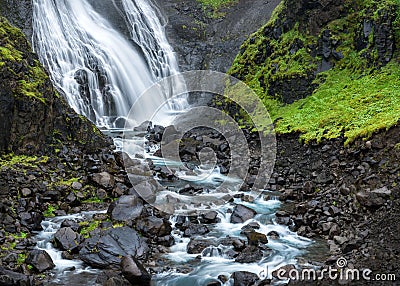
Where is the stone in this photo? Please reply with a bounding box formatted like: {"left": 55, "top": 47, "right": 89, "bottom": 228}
{"left": 230, "top": 204, "right": 257, "bottom": 223}
{"left": 231, "top": 271, "right": 259, "bottom": 286}
{"left": 79, "top": 226, "right": 149, "bottom": 268}
{"left": 272, "top": 264, "right": 296, "bottom": 279}
{"left": 201, "top": 211, "right": 220, "bottom": 223}
{"left": 71, "top": 181, "right": 83, "bottom": 190}
{"left": 108, "top": 195, "right": 143, "bottom": 222}
{"left": 54, "top": 227, "right": 81, "bottom": 252}
{"left": 136, "top": 216, "right": 172, "bottom": 237}
{"left": 267, "top": 231, "right": 280, "bottom": 240}
{"left": 0, "top": 266, "right": 30, "bottom": 285}
{"left": 21, "top": 188, "right": 31, "bottom": 197}
{"left": 187, "top": 238, "right": 217, "bottom": 254}
{"left": 245, "top": 231, "right": 268, "bottom": 246}
{"left": 91, "top": 172, "right": 115, "bottom": 189}
{"left": 235, "top": 246, "right": 263, "bottom": 263}
{"left": 356, "top": 187, "right": 391, "bottom": 207}
{"left": 121, "top": 256, "right": 151, "bottom": 286}
{"left": 183, "top": 223, "right": 209, "bottom": 237}
{"left": 26, "top": 249, "right": 55, "bottom": 273}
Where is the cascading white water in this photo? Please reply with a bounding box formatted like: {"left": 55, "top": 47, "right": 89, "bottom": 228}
{"left": 32, "top": 0, "right": 185, "bottom": 128}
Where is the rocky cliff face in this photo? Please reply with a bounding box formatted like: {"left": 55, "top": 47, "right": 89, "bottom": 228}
{"left": 0, "top": 17, "right": 110, "bottom": 155}
{"left": 0, "top": 0, "right": 32, "bottom": 39}
{"left": 154, "top": 0, "right": 281, "bottom": 72}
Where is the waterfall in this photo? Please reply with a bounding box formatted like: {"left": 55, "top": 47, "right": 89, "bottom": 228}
{"left": 32, "top": 0, "right": 184, "bottom": 128}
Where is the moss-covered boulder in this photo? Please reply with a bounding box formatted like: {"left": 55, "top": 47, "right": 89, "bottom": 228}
{"left": 0, "top": 17, "right": 110, "bottom": 155}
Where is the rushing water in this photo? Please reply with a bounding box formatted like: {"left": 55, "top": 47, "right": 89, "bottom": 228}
{"left": 32, "top": 0, "right": 185, "bottom": 128}
{"left": 34, "top": 211, "right": 105, "bottom": 285}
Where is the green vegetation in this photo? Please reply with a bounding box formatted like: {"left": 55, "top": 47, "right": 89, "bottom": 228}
{"left": 0, "top": 154, "right": 48, "bottom": 169}
{"left": 196, "top": 0, "right": 237, "bottom": 18}
{"left": 229, "top": 0, "right": 400, "bottom": 145}
{"left": 43, "top": 204, "right": 57, "bottom": 218}
{"left": 0, "top": 17, "right": 49, "bottom": 104}
{"left": 79, "top": 220, "right": 101, "bottom": 238}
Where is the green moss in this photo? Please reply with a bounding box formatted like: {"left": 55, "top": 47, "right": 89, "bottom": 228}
{"left": 17, "top": 253, "right": 27, "bottom": 265}
{"left": 229, "top": 0, "right": 400, "bottom": 145}
{"left": 0, "top": 154, "right": 48, "bottom": 169}
{"left": 43, "top": 205, "right": 57, "bottom": 218}
{"left": 79, "top": 220, "right": 101, "bottom": 238}
{"left": 0, "top": 17, "right": 49, "bottom": 104}
{"left": 196, "top": 0, "right": 237, "bottom": 18}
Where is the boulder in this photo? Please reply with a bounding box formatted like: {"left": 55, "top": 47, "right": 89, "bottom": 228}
{"left": 54, "top": 227, "right": 81, "bottom": 252}
{"left": 230, "top": 204, "right": 257, "bottom": 223}
{"left": 136, "top": 216, "right": 172, "bottom": 237}
{"left": 79, "top": 227, "right": 149, "bottom": 269}
{"left": 26, "top": 249, "right": 55, "bottom": 273}
{"left": 356, "top": 187, "right": 391, "bottom": 208}
{"left": 187, "top": 238, "right": 217, "bottom": 254}
{"left": 183, "top": 223, "right": 209, "bottom": 237}
{"left": 245, "top": 231, "right": 268, "bottom": 246}
{"left": 108, "top": 195, "right": 143, "bottom": 222}
{"left": 0, "top": 266, "right": 30, "bottom": 286}
{"left": 121, "top": 256, "right": 151, "bottom": 286}
{"left": 235, "top": 246, "right": 263, "bottom": 263}
{"left": 91, "top": 172, "right": 115, "bottom": 189}
{"left": 272, "top": 264, "right": 296, "bottom": 279}
{"left": 201, "top": 211, "right": 220, "bottom": 224}
{"left": 231, "top": 271, "right": 259, "bottom": 286}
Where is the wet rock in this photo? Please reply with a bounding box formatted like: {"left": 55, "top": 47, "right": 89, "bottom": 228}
{"left": 103, "top": 276, "right": 131, "bottom": 286}
{"left": 61, "top": 219, "right": 80, "bottom": 232}
{"left": 187, "top": 238, "right": 217, "bottom": 254}
{"left": 91, "top": 172, "right": 115, "bottom": 189}
{"left": 206, "top": 281, "right": 221, "bottom": 286}
{"left": 230, "top": 204, "right": 256, "bottom": 223}
{"left": 235, "top": 246, "right": 263, "bottom": 263}
{"left": 272, "top": 264, "right": 296, "bottom": 279}
{"left": 0, "top": 266, "right": 30, "bottom": 285}
{"left": 231, "top": 271, "right": 259, "bottom": 286}
{"left": 155, "top": 235, "right": 175, "bottom": 247}
{"left": 121, "top": 256, "right": 151, "bottom": 286}
{"left": 245, "top": 231, "right": 268, "bottom": 246}
{"left": 267, "top": 231, "right": 280, "bottom": 240}
{"left": 108, "top": 195, "right": 143, "bottom": 222}
{"left": 26, "top": 249, "right": 55, "bottom": 273}
{"left": 183, "top": 223, "right": 209, "bottom": 237}
{"left": 79, "top": 226, "right": 149, "bottom": 268}
{"left": 201, "top": 211, "right": 220, "bottom": 224}
{"left": 54, "top": 227, "right": 81, "bottom": 252}
{"left": 136, "top": 216, "right": 172, "bottom": 237}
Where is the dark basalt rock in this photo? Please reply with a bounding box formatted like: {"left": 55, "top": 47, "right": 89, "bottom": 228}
{"left": 25, "top": 249, "right": 55, "bottom": 273}
{"left": 230, "top": 204, "right": 257, "bottom": 224}
{"left": 121, "top": 256, "right": 151, "bottom": 286}
{"left": 187, "top": 238, "right": 217, "bottom": 254}
{"left": 79, "top": 226, "right": 149, "bottom": 269}
{"left": 235, "top": 246, "right": 263, "bottom": 263}
{"left": 54, "top": 227, "right": 81, "bottom": 252}
{"left": 108, "top": 195, "right": 144, "bottom": 222}
{"left": 0, "top": 266, "right": 30, "bottom": 286}
{"left": 136, "top": 216, "right": 172, "bottom": 237}
{"left": 231, "top": 271, "right": 259, "bottom": 286}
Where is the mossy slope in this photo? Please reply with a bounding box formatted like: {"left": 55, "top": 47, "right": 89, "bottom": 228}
{"left": 229, "top": 0, "right": 400, "bottom": 145}
{"left": 0, "top": 17, "right": 109, "bottom": 155}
